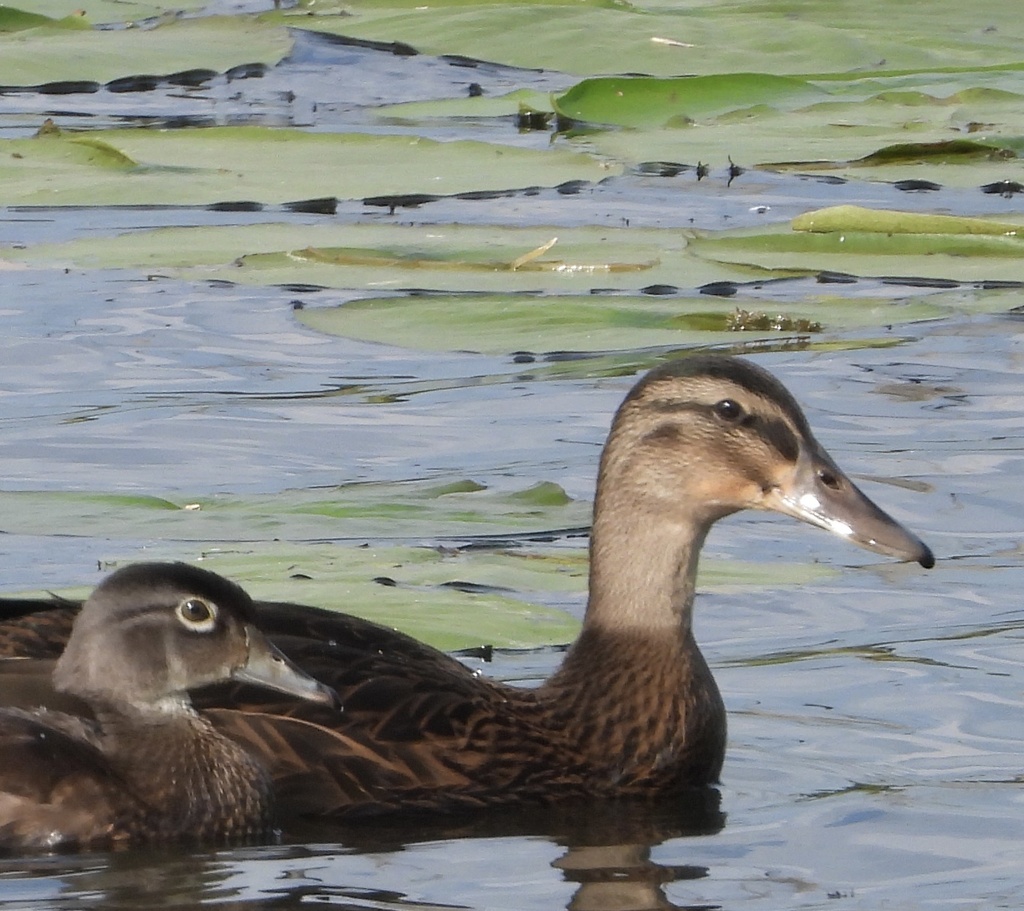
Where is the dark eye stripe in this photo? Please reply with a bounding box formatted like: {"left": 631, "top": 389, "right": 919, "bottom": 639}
{"left": 755, "top": 414, "right": 800, "bottom": 462}
{"left": 641, "top": 399, "right": 800, "bottom": 464}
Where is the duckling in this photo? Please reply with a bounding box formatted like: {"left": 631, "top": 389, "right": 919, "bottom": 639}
{"left": 0, "top": 356, "right": 932, "bottom": 819}
{"left": 0, "top": 562, "right": 337, "bottom": 852}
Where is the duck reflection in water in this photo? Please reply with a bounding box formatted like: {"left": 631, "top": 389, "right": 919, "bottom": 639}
{"left": 13, "top": 790, "right": 723, "bottom": 911}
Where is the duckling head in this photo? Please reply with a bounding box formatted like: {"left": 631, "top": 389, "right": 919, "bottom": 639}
{"left": 52, "top": 562, "right": 338, "bottom": 711}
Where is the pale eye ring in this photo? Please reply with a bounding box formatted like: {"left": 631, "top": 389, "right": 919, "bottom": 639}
{"left": 176, "top": 598, "right": 217, "bottom": 632}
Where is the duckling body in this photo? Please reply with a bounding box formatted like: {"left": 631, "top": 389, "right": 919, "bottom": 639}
{"left": 0, "top": 356, "right": 933, "bottom": 819}
{"left": 0, "top": 563, "right": 336, "bottom": 852}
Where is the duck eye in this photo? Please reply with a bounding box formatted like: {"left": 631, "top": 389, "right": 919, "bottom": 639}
{"left": 176, "top": 598, "right": 217, "bottom": 632}
{"left": 713, "top": 399, "right": 744, "bottom": 422}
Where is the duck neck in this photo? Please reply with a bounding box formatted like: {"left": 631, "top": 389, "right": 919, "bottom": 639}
{"left": 541, "top": 492, "right": 726, "bottom": 788}
{"left": 585, "top": 493, "right": 709, "bottom": 634}
{"left": 93, "top": 700, "right": 274, "bottom": 842}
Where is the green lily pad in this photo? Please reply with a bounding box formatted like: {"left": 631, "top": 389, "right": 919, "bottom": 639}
{"left": 3, "top": 2, "right": 206, "bottom": 26}
{"left": 0, "top": 478, "right": 592, "bottom": 542}
{"left": 847, "top": 138, "right": 1019, "bottom": 166}
{"left": 563, "top": 69, "right": 1024, "bottom": 187}
{"left": 295, "top": 290, "right": 948, "bottom": 355}
{"left": 0, "top": 7, "right": 84, "bottom": 31}
{"left": 271, "top": 0, "right": 1024, "bottom": 78}
{"left": 1, "top": 222, "right": 740, "bottom": 294}
{"left": 199, "top": 543, "right": 586, "bottom": 650}
{"left": 793, "top": 206, "right": 1024, "bottom": 236}
{"left": 690, "top": 222, "right": 1024, "bottom": 282}
{"left": 553, "top": 74, "right": 826, "bottom": 129}
{"left": 0, "top": 127, "right": 616, "bottom": 206}
{"left": 0, "top": 16, "right": 290, "bottom": 86}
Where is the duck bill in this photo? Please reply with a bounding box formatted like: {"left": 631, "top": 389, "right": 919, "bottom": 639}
{"left": 764, "top": 445, "right": 934, "bottom": 568}
{"left": 233, "top": 625, "right": 340, "bottom": 709}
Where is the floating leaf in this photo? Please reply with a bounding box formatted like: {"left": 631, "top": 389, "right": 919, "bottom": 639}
{"left": 295, "top": 290, "right": 950, "bottom": 354}
{"left": 553, "top": 74, "right": 825, "bottom": 129}
{"left": 0, "top": 7, "right": 80, "bottom": 31}
{"left": 0, "top": 127, "right": 616, "bottom": 206}
{"left": 691, "top": 223, "right": 1024, "bottom": 282}
{"left": 0, "top": 222, "right": 737, "bottom": 293}
{"left": 7, "top": 1, "right": 206, "bottom": 25}
{"left": 793, "top": 206, "right": 1024, "bottom": 236}
{"left": 0, "top": 16, "right": 290, "bottom": 86}
{"left": 851, "top": 138, "right": 1017, "bottom": 165}
{"left": 291, "top": 241, "right": 653, "bottom": 275}
{"left": 273, "top": 0, "right": 1024, "bottom": 78}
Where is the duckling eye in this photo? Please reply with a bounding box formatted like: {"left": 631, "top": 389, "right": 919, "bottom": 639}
{"left": 713, "top": 399, "right": 745, "bottom": 423}
{"left": 175, "top": 598, "right": 217, "bottom": 632}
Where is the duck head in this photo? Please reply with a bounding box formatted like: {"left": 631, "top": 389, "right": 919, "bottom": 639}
{"left": 599, "top": 355, "right": 933, "bottom": 567}
{"left": 52, "top": 562, "right": 339, "bottom": 711}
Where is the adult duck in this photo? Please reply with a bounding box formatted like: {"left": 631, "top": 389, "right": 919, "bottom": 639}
{"left": 0, "top": 356, "right": 933, "bottom": 819}
{"left": 0, "top": 562, "right": 337, "bottom": 852}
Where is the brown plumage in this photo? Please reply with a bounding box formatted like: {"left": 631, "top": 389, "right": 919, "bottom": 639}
{"left": 0, "top": 562, "right": 336, "bottom": 852}
{"left": 0, "top": 356, "right": 934, "bottom": 820}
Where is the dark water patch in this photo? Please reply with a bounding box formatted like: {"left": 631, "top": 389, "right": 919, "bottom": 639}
{"left": 879, "top": 276, "right": 962, "bottom": 289}
{"left": 363, "top": 193, "right": 441, "bottom": 212}
{"left": 166, "top": 68, "right": 220, "bottom": 87}
{"left": 817, "top": 270, "right": 858, "bottom": 283}
{"left": 284, "top": 197, "right": 338, "bottom": 215}
{"left": 980, "top": 179, "right": 1024, "bottom": 197}
{"left": 226, "top": 62, "right": 270, "bottom": 81}
{"left": 33, "top": 81, "right": 101, "bottom": 95}
{"left": 292, "top": 28, "right": 419, "bottom": 59}
{"left": 438, "top": 579, "right": 518, "bottom": 595}
{"left": 454, "top": 188, "right": 521, "bottom": 201}
{"left": 208, "top": 200, "right": 265, "bottom": 212}
{"left": 556, "top": 179, "right": 590, "bottom": 195}
{"left": 441, "top": 53, "right": 546, "bottom": 75}
{"left": 634, "top": 161, "right": 694, "bottom": 177}
{"left": 893, "top": 179, "right": 942, "bottom": 191}
{"left": 3, "top": 62, "right": 268, "bottom": 98}
{"left": 699, "top": 281, "right": 739, "bottom": 297}
{"left": 105, "top": 75, "right": 163, "bottom": 93}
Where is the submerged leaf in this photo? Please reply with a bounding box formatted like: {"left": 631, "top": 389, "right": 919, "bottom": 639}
{"left": 793, "top": 206, "right": 1024, "bottom": 236}
{"left": 292, "top": 242, "right": 652, "bottom": 274}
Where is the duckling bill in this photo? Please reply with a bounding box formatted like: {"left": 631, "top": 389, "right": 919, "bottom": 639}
{"left": 0, "top": 562, "right": 337, "bottom": 853}
{"left": 0, "top": 356, "right": 932, "bottom": 819}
